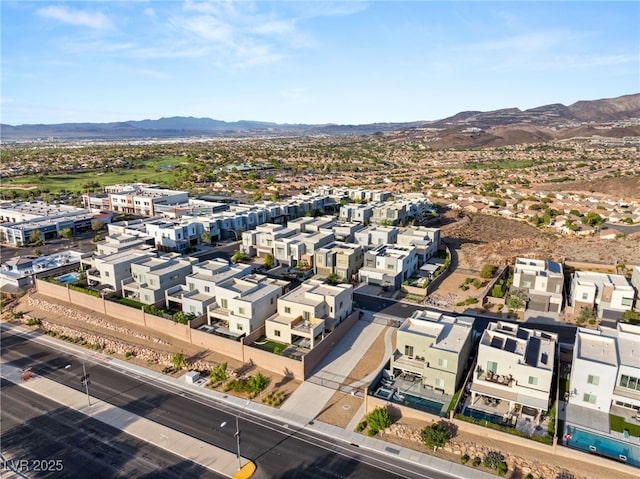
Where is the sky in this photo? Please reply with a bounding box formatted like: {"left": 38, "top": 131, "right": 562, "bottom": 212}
{"left": 1, "top": 1, "right": 638, "bottom": 126}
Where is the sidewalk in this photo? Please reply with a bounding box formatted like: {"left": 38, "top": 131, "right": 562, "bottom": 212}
{"left": 1, "top": 322, "right": 496, "bottom": 479}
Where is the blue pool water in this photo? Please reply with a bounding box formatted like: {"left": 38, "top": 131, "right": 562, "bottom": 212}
{"left": 55, "top": 273, "right": 80, "bottom": 284}
{"left": 393, "top": 393, "right": 444, "bottom": 416}
{"left": 466, "top": 408, "right": 504, "bottom": 425}
{"left": 566, "top": 427, "right": 640, "bottom": 467}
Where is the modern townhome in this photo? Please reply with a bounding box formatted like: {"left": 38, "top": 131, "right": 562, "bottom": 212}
{"left": 354, "top": 225, "right": 399, "bottom": 248}
{"left": 207, "top": 274, "right": 289, "bottom": 339}
{"left": 94, "top": 233, "right": 154, "bottom": 256}
{"left": 273, "top": 230, "right": 335, "bottom": 268}
{"left": 396, "top": 227, "right": 441, "bottom": 266}
{"left": 314, "top": 242, "right": 364, "bottom": 283}
{"left": 144, "top": 220, "right": 201, "bottom": 253}
{"left": 84, "top": 248, "right": 157, "bottom": 293}
{"left": 339, "top": 203, "right": 374, "bottom": 224}
{"left": 371, "top": 201, "right": 408, "bottom": 227}
{"left": 288, "top": 215, "right": 337, "bottom": 233}
{"left": 566, "top": 323, "right": 640, "bottom": 433}
{"left": 569, "top": 271, "right": 636, "bottom": 322}
{"left": 241, "top": 223, "right": 296, "bottom": 258}
{"left": 632, "top": 266, "right": 640, "bottom": 309}
{"left": 121, "top": 253, "right": 198, "bottom": 305}
{"left": 469, "top": 322, "right": 558, "bottom": 424}
{"left": 512, "top": 257, "right": 564, "bottom": 313}
{"left": 358, "top": 244, "right": 418, "bottom": 290}
{"left": 164, "top": 259, "right": 253, "bottom": 316}
{"left": 265, "top": 279, "right": 354, "bottom": 349}
{"left": 389, "top": 310, "right": 475, "bottom": 396}
{"left": 331, "top": 221, "right": 365, "bottom": 242}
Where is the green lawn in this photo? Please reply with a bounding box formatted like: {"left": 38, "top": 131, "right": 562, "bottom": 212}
{"left": 610, "top": 415, "right": 640, "bottom": 437}
{"left": 251, "top": 337, "right": 287, "bottom": 354}
{"left": 2, "top": 156, "right": 184, "bottom": 193}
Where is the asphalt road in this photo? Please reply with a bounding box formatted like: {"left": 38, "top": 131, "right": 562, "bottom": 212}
{"left": 1, "top": 329, "right": 461, "bottom": 479}
{"left": 1, "top": 378, "right": 223, "bottom": 479}
{"left": 353, "top": 292, "right": 577, "bottom": 344}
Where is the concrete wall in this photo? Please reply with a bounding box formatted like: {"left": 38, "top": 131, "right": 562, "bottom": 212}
{"left": 400, "top": 284, "right": 427, "bottom": 298}
{"left": 302, "top": 309, "right": 361, "bottom": 377}
{"left": 35, "top": 278, "right": 322, "bottom": 381}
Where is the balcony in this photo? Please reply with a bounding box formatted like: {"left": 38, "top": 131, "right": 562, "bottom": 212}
{"left": 478, "top": 370, "right": 514, "bottom": 387}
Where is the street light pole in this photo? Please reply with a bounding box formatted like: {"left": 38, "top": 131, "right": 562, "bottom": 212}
{"left": 221, "top": 399, "right": 250, "bottom": 471}
{"left": 81, "top": 362, "right": 91, "bottom": 407}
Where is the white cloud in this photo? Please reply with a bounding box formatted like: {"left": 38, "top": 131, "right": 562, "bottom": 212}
{"left": 36, "top": 5, "right": 113, "bottom": 30}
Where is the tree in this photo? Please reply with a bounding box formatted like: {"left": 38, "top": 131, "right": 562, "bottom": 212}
{"left": 200, "top": 231, "right": 211, "bottom": 244}
{"left": 263, "top": 253, "right": 275, "bottom": 270}
{"left": 247, "top": 372, "right": 268, "bottom": 395}
{"left": 326, "top": 272, "right": 340, "bottom": 285}
{"left": 366, "top": 406, "right": 392, "bottom": 434}
{"left": 582, "top": 212, "right": 603, "bottom": 227}
{"left": 480, "top": 264, "right": 496, "bottom": 279}
{"left": 231, "top": 250, "right": 249, "bottom": 264}
{"left": 91, "top": 219, "right": 105, "bottom": 234}
{"left": 576, "top": 307, "right": 595, "bottom": 324}
{"left": 210, "top": 362, "right": 228, "bottom": 383}
{"left": 506, "top": 290, "right": 526, "bottom": 310}
{"left": 59, "top": 228, "right": 73, "bottom": 239}
{"left": 621, "top": 310, "right": 640, "bottom": 325}
{"left": 420, "top": 422, "right": 452, "bottom": 451}
{"left": 171, "top": 353, "right": 187, "bottom": 371}
{"left": 28, "top": 229, "right": 43, "bottom": 245}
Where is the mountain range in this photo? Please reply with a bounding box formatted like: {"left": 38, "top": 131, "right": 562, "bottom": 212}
{"left": 2, "top": 93, "right": 639, "bottom": 147}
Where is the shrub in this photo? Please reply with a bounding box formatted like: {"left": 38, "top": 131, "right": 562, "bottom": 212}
{"left": 460, "top": 454, "right": 470, "bottom": 464}
{"left": 25, "top": 317, "right": 41, "bottom": 326}
{"left": 124, "top": 351, "right": 133, "bottom": 360}
{"left": 356, "top": 421, "right": 367, "bottom": 432}
{"left": 366, "top": 406, "right": 392, "bottom": 434}
{"left": 420, "top": 422, "right": 452, "bottom": 451}
{"left": 247, "top": 372, "right": 269, "bottom": 395}
{"left": 480, "top": 264, "right": 496, "bottom": 279}
{"left": 367, "top": 429, "right": 377, "bottom": 437}
{"left": 484, "top": 451, "right": 507, "bottom": 474}
{"left": 472, "top": 279, "right": 483, "bottom": 289}
{"left": 491, "top": 285, "right": 504, "bottom": 298}
{"left": 210, "top": 362, "right": 228, "bottom": 383}
{"left": 472, "top": 457, "right": 481, "bottom": 467}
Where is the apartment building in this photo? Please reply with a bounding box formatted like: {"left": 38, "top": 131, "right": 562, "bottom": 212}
{"left": 94, "top": 234, "right": 153, "bottom": 256}
{"left": 146, "top": 220, "right": 200, "bottom": 253}
{"left": 288, "top": 215, "right": 336, "bottom": 233}
{"left": 390, "top": 310, "right": 475, "bottom": 395}
{"left": 265, "top": 280, "right": 354, "bottom": 349}
{"left": 106, "top": 184, "right": 188, "bottom": 216}
{"left": 470, "top": 322, "right": 558, "bottom": 418}
{"left": 358, "top": 244, "right": 418, "bottom": 290}
{"left": 569, "top": 271, "right": 636, "bottom": 321}
{"left": 121, "top": 253, "right": 198, "bottom": 305}
{"left": 332, "top": 222, "right": 365, "bottom": 242}
{"left": 314, "top": 242, "right": 363, "bottom": 283}
{"left": 207, "top": 274, "right": 289, "bottom": 338}
{"left": 512, "top": 257, "right": 564, "bottom": 313}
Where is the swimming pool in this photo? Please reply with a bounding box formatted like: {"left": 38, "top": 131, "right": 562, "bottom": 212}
{"left": 55, "top": 272, "right": 81, "bottom": 284}
{"left": 466, "top": 408, "right": 505, "bottom": 425}
{"left": 393, "top": 393, "right": 444, "bottom": 416}
{"left": 566, "top": 426, "right": 640, "bottom": 467}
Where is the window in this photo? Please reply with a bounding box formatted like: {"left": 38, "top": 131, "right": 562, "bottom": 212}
{"left": 435, "top": 378, "right": 445, "bottom": 388}
{"left": 528, "top": 376, "right": 539, "bottom": 386}
{"left": 104, "top": 271, "right": 110, "bottom": 277}
{"left": 581, "top": 292, "right": 588, "bottom": 300}
{"left": 204, "top": 286, "right": 210, "bottom": 293}
{"left": 188, "top": 283, "right": 195, "bottom": 291}
{"left": 237, "top": 323, "right": 243, "bottom": 331}
{"left": 587, "top": 375, "right": 599, "bottom": 386}
{"left": 620, "top": 375, "right": 629, "bottom": 388}
{"left": 583, "top": 393, "right": 597, "bottom": 404}
{"left": 239, "top": 307, "right": 245, "bottom": 315}
{"left": 189, "top": 306, "right": 195, "bottom": 313}
{"left": 270, "top": 297, "right": 274, "bottom": 304}
{"left": 220, "top": 298, "right": 228, "bottom": 308}
{"left": 621, "top": 297, "right": 633, "bottom": 306}
{"left": 303, "top": 311, "right": 310, "bottom": 320}
{"left": 487, "top": 361, "right": 498, "bottom": 374}
{"left": 274, "top": 330, "right": 281, "bottom": 337}
{"left": 284, "top": 306, "right": 291, "bottom": 314}
{"left": 404, "top": 345, "right": 414, "bottom": 357}
{"left": 438, "top": 358, "right": 448, "bottom": 368}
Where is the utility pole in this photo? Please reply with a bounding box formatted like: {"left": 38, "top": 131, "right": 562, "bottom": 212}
{"left": 81, "top": 362, "right": 91, "bottom": 407}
